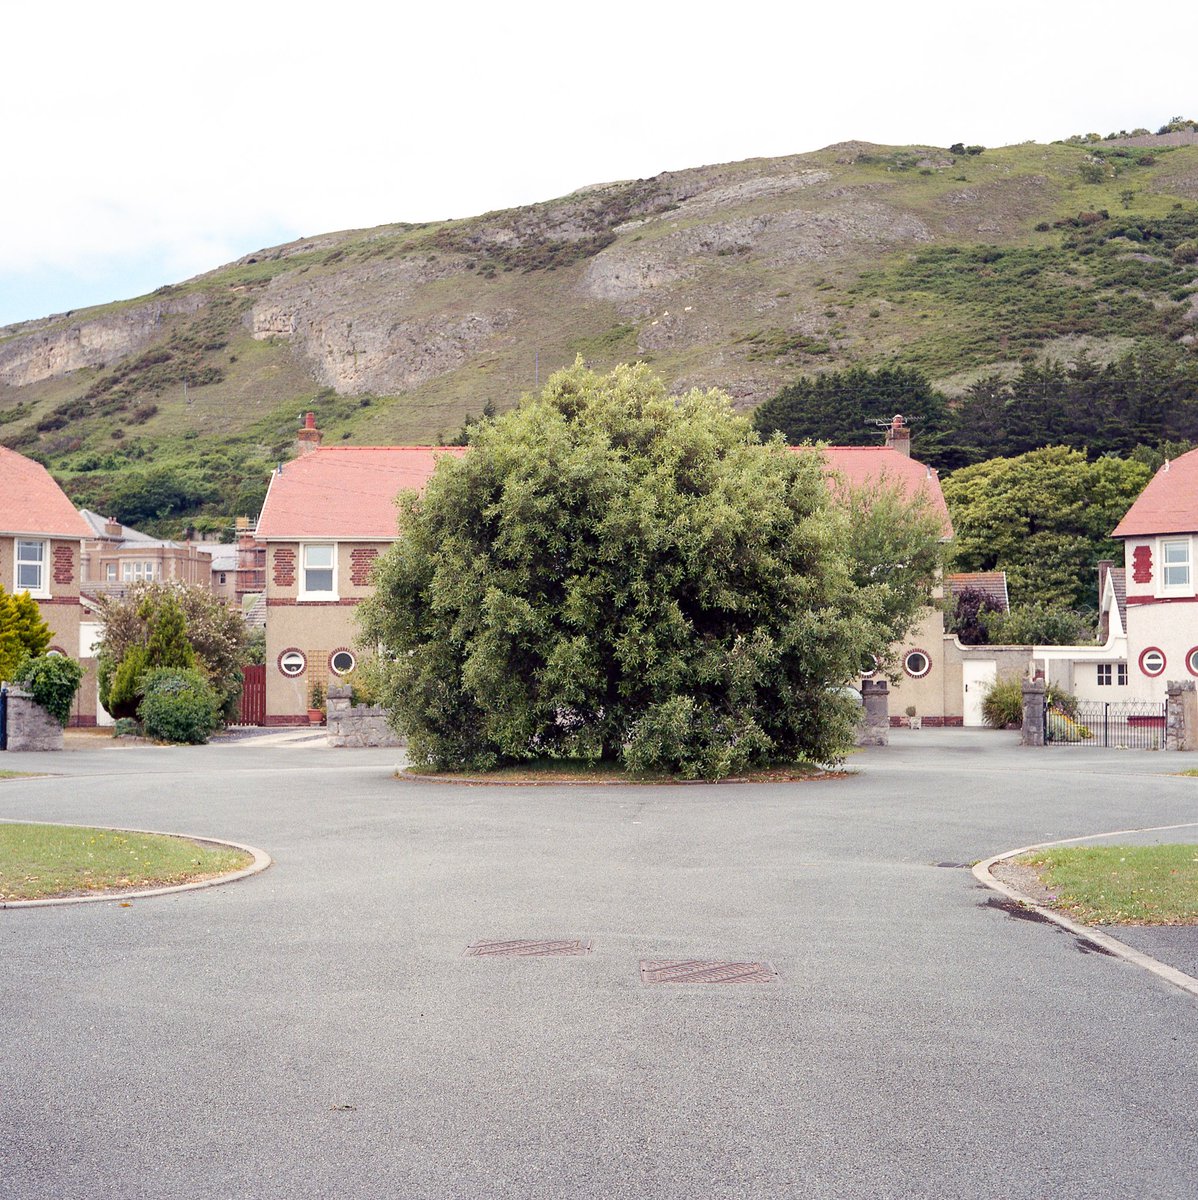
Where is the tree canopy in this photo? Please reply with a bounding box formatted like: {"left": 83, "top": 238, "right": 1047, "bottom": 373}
{"left": 941, "top": 446, "right": 1150, "bottom": 611}
{"left": 361, "top": 361, "right": 943, "bottom": 778}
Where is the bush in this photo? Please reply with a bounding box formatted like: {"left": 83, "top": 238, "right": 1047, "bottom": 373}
{"left": 983, "top": 603, "right": 1094, "bottom": 646}
{"left": 15, "top": 655, "right": 84, "bottom": 726}
{"left": 137, "top": 668, "right": 221, "bottom": 744}
{"left": 0, "top": 585, "right": 52, "bottom": 682}
{"left": 981, "top": 677, "right": 1023, "bottom": 728}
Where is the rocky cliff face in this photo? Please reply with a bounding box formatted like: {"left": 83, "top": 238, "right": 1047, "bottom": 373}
{"left": 0, "top": 294, "right": 207, "bottom": 388}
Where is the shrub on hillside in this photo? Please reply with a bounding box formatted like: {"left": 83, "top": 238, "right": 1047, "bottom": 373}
{"left": 15, "top": 655, "right": 84, "bottom": 726}
{"left": 138, "top": 668, "right": 221, "bottom": 744}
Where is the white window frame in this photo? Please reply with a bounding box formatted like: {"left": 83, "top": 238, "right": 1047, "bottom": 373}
{"left": 1160, "top": 537, "right": 1192, "bottom": 593}
{"left": 299, "top": 543, "right": 338, "bottom": 601}
{"left": 15, "top": 539, "right": 48, "bottom": 597}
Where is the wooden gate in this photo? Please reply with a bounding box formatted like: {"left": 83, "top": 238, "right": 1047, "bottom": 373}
{"left": 237, "top": 665, "right": 266, "bottom": 726}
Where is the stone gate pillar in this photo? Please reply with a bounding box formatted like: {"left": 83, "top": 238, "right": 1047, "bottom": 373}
{"left": 1020, "top": 679, "right": 1046, "bottom": 747}
{"left": 858, "top": 679, "right": 889, "bottom": 746}
{"left": 1166, "top": 680, "right": 1197, "bottom": 751}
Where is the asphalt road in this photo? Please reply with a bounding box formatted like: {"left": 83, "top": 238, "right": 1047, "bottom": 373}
{"left": 2, "top": 730, "right": 1197, "bottom": 1199}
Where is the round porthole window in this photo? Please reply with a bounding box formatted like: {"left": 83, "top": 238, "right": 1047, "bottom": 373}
{"left": 329, "top": 649, "right": 356, "bottom": 676}
{"left": 860, "top": 653, "right": 879, "bottom": 678}
{"left": 903, "top": 649, "right": 931, "bottom": 679}
{"left": 278, "top": 648, "right": 307, "bottom": 677}
{"left": 1139, "top": 647, "right": 1166, "bottom": 677}
{"left": 46, "top": 647, "right": 65, "bottom": 657}
{"left": 1188, "top": 647, "right": 1198, "bottom": 677}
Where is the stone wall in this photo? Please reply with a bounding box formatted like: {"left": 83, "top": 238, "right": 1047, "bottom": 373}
{"left": 1166, "top": 680, "right": 1197, "bottom": 752}
{"left": 3, "top": 686, "right": 64, "bottom": 751}
{"left": 326, "top": 685, "right": 405, "bottom": 749}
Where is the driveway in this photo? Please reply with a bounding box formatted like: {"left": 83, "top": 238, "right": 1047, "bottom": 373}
{"left": 2, "top": 730, "right": 1197, "bottom": 1199}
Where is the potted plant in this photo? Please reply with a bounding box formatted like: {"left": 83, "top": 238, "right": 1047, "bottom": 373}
{"left": 308, "top": 682, "right": 325, "bottom": 727}
{"left": 905, "top": 704, "right": 921, "bottom": 731}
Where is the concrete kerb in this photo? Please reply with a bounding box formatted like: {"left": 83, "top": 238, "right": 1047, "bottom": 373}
{"left": 0, "top": 820, "right": 272, "bottom": 909}
{"left": 973, "top": 821, "right": 1198, "bottom": 999}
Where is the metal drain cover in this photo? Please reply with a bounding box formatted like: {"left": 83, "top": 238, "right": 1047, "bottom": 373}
{"left": 640, "top": 960, "right": 779, "bottom": 985}
{"left": 464, "top": 939, "right": 592, "bottom": 957}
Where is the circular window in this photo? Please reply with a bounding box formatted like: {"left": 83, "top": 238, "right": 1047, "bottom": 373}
{"left": 1139, "top": 647, "right": 1166, "bottom": 677}
{"left": 1187, "top": 647, "right": 1198, "bottom": 678}
{"left": 329, "top": 649, "right": 356, "bottom": 676}
{"left": 278, "top": 648, "right": 307, "bottom": 677}
{"left": 46, "top": 647, "right": 65, "bottom": 658}
{"left": 860, "top": 653, "right": 879, "bottom": 678}
{"left": 903, "top": 649, "right": 931, "bottom": 679}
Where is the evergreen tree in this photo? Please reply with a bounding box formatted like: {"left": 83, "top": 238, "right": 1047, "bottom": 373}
{"left": 0, "top": 585, "right": 52, "bottom": 682}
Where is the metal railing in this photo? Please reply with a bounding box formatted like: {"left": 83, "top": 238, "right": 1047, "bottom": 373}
{"left": 1046, "top": 700, "right": 1167, "bottom": 749}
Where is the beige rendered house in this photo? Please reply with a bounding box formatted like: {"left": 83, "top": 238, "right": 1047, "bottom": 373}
{"left": 254, "top": 422, "right": 464, "bottom": 724}
{"left": 0, "top": 444, "right": 99, "bottom": 724}
{"left": 254, "top": 414, "right": 959, "bottom": 727}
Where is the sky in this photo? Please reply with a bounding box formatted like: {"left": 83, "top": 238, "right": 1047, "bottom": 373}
{"left": 3, "top": 0, "right": 1196, "bottom": 327}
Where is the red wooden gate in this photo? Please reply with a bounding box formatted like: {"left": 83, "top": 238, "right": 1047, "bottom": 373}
{"left": 238, "top": 665, "right": 266, "bottom": 726}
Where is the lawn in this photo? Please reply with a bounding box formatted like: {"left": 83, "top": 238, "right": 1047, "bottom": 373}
{"left": 0, "top": 823, "right": 252, "bottom": 901}
{"left": 1017, "top": 844, "right": 1198, "bottom": 925}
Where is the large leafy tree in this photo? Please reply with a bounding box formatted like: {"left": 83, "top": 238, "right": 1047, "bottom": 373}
{"left": 361, "top": 361, "right": 942, "bottom": 778}
{"left": 941, "top": 446, "right": 1150, "bottom": 610}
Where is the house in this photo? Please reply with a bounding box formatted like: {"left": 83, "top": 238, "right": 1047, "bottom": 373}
{"left": 1108, "top": 446, "right": 1198, "bottom": 699}
{"left": 0, "top": 445, "right": 99, "bottom": 724}
{"left": 254, "top": 416, "right": 465, "bottom": 723}
{"left": 809, "top": 418, "right": 960, "bottom": 726}
{"left": 78, "top": 509, "right": 222, "bottom": 597}
{"left": 254, "top": 413, "right": 959, "bottom": 726}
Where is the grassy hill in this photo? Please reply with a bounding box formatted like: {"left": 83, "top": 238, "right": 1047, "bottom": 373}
{"left": 2, "top": 133, "right": 1197, "bottom": 533}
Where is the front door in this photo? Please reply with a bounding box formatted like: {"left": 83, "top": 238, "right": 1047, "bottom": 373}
{"left": 962, "top": 660, "right": 997, "bottom": 727}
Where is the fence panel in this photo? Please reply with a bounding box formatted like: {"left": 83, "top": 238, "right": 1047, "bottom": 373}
{"left": 1046, "top": 700, "right": 1167, "bottom": 749}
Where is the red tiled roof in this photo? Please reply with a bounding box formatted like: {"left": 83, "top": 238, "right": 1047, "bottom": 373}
{"left": 0, "top": 445, "right": 91, "bottom": 539}
{"left": 254, "top": 447, "right": 467, "bottom": 540}
{"left": 1112, "top": 447, "right": 1198, "bottom": 537}
{"left": 947, "top": 571, "right": 1010, "bottom": 612}
{"left": 792, "top": 446, "right": 954, "bottom": 539}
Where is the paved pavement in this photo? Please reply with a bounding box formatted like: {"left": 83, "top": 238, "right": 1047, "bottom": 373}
{"left": 2, "top": 729, "right": 1197, "bottom": 1199}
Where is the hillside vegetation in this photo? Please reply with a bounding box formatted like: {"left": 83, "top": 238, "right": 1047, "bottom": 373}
{"left": 2, "top": 131, "right": 1197, "bottom": 534}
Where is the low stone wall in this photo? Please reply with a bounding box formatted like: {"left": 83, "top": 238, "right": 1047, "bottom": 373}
{"left": 326, "top": 685, "right": 405, "bottom": 749}
{"left": 1166, "top": 680, "right": 1197, "bottom": 752}
{"left": 3, "top": 686, "right": 64, "bottom": 752}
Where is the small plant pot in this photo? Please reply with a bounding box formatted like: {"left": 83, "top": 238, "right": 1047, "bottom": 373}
{"left": 907, "top": 716, "right": 922, "bottom": 730}
{"left": 308, "top": 708, "right": 325, "bottom": 727}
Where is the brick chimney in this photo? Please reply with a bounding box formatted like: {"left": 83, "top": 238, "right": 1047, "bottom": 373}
{"left": 104, "top": 516, "right": 122, "bottom": 537}
{"left": 884, "top": 414, "right": 911, "bottom": 456}
{"left": 296, "top": 412, "right": 322, "bottom": 456}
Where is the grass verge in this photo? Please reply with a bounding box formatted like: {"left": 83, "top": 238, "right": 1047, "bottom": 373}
{"left": 0, "top": 823, "right": 252, "bottom": 901}
{"left": 0, "top": 770, "right": 40, "bottom": 781}
{"left": 1016, "top": 844, "right": 1198, "bottom": 925}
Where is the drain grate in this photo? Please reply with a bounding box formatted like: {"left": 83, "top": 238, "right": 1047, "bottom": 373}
{"left": 464, "top": 939, "right": 592, "bottom": 957}
{"left": 640, "top": 960, "right": 778, "bottom": 985}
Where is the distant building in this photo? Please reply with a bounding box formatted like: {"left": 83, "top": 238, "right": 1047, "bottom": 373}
{"left": 0, "top": 445, "right": 99, "bottom": 724}
{"left": 78, "top": 509, "right": 219, "bottom": 597}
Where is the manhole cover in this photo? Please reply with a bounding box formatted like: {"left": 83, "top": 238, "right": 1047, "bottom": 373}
{"left": 640, "top": 960, "right": 779, "bottom": 985}
{"left": 464, "top": 939, "right": 592, "bottom": 957}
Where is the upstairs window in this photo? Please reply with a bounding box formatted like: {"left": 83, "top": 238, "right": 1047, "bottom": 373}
{"left": 1162, "top": 540, "right": 1191, "bottom": 590}
{"left": 301, "top": 544, "right": 336, "bottom": 598}
{"left": 121, "top": 560, "right": 158, "bottom": 582}
{"left": 15, "top": 540, "right": 46, "bottom": 594}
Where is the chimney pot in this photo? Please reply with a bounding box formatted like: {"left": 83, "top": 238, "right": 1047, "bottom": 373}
{"left": 885, "top": 413, "right": 912, "bottom": 457}
{"left": 296, "top": 413, "right": 322, "bottom": 456}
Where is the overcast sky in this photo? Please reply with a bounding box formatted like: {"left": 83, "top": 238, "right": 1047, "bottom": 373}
{"left": 2, "top": 0, "right": 1195, "bottom": 328}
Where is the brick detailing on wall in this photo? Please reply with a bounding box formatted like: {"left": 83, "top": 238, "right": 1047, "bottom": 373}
{"left": 265, "top": 597, "right": 361, "bottom": 606}
{"left": 273, "top": 548, "right": 296, "bottom": 587}
{"left": 1132, "top": 544, "right": 1153, "bottom": 584}
{"left": 53, "top": 544, "right": 74, "bottom": 585}
{"left": 350, "top": 547, "right": 379, "bottom": 587}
